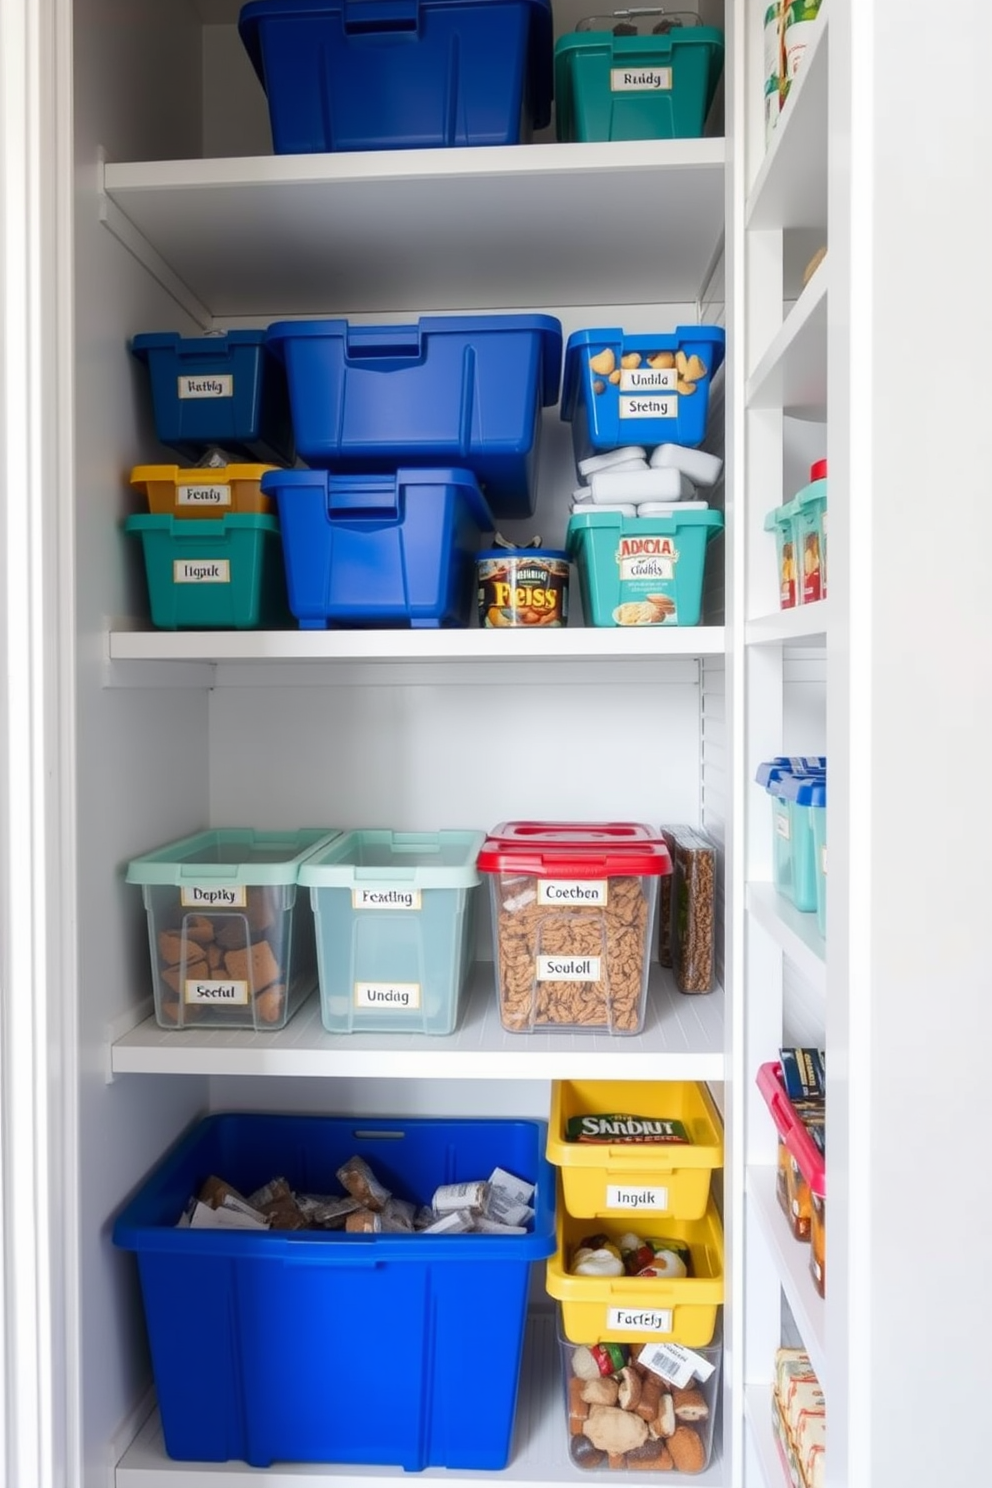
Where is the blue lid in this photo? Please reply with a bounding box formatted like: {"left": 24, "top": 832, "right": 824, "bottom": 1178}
{"left": 755, "top": 756, "right": 826, "bottom": 790}
{"left": 130, "top": 329, "right": 271, "bottom": 360}
{"left": 238, "top": 0, "right": 555, "bottom": 131}
{"left": 560, "top": 325, "right": 726, "bottom": 423}
{"left": 778, "top": 773, "right": 827, "bottom": 806}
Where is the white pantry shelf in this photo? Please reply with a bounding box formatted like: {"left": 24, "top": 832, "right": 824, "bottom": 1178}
{"left": 746, "top": 6, "right": 829, "bottom": 232}
{"left": 115, "top": 1311, "right": 726, "bottom": 1486}
{"left": 744, "top": 1385, "right": 786, "bottom": 1488}
{"left": 745, "top": 602, "right": 828, "bottom": 647}
{"left": 111, "top": 964, "right": 726, "bottom": 1080}
{"left": 746, "top": 264, "right": 827, "bottom": 419}
{"left": 746, "top": 885, "right": 825, "bottom": 995}
{"left": 101, "top": 139, "right": 726, "bottom": 320}
{"left": 746, "top": 1168, "right": 826, "bottom": 1387}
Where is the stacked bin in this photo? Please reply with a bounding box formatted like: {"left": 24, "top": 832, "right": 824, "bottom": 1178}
{"left": 764, "top": 457, "right": 828, "bottom": 610}
{"left": 126, "top": 331, "right": 296, "bottom": 629}
{"left": 560, "top": 326, "right": 726, "bottom": 626}
{"left": 543, "top": 1078, "right": 725, "bottom": 1474}
{"left": 755, "top": 756, "right": 826, "bottom": 927}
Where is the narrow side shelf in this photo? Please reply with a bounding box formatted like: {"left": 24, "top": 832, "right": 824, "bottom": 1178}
{"left": 746, "top": 1167, "right": 826, "bottom": 1386}
{"left": 110, "top": 964, "right": 726, "bottom": 1080}
{"left": 115, "top": 1311, "right": 727, "bottom": 1486}
{"left": 747, "top": 884, "right": 825, "bottom": 995}
{"left": 744, "top": 1385, "right": 786, "bottom": 1488}
{"left": 746, "top": 602, "right": 828, "bottom": 647}
{"left": 746, "top": 5, "right": 829, "bottom": 231}
{"left": 746, "top": 265, "right": 827, "bottom": 418}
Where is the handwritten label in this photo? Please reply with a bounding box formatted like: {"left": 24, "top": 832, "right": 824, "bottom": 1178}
{"left": 177, "top": 374, "right": 233, "bottom": 399}
{"left": 185, "top": 979, "right": 249, "bottom": 1006}
{"left": 180, "top": 885, "right": 247, "bottom": 908}
{"left": 537, "top": 879, "right": 608, "bottom": 906}
{"left": 620, "top": 367, "right": 677, "bottom": 392}
{"left": 607, "top": 1307, "right": 673, "bottom": 1334}
{"left": 354, "top": 982, "right": 421, "bottom": 1010}
{"left": 620, "top": 395, "right": 678, "bottom": 420}
{"left": 537, "top": 956, "right": 601, "bottom": 982}
{"left": 606, "top": 1184, "right": 669, "bottom": 1211}
{"left": 176, "top": 484, "right": 231, "bottom": 507}
{"left": 610, "top": 66, "right": 672, "bottom": 92}
{"left": 173, "top": 559, "right": 230, "bottom": 584}
{"left": 351, "top": 888, "right": 422, "bottom": 911}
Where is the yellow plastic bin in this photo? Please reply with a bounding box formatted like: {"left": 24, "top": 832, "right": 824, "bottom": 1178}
{"left": 547, "top": 1079, "right": 723, "bottom": 1220}
{"left": 131, "top": 463, "right": 276, "bottom": 518}
{"left": 546, "top": 1183, "right": 725, "bottom": 1345}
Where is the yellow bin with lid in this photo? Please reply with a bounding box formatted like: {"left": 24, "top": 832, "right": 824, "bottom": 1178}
{"left": 547, "top": 1079, "right": 723, "bottom": 1220}
{"left": 131, "top": 463, "right": 276, "bottom": 518}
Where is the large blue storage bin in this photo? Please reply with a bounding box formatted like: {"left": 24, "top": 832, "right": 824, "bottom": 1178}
{"left": 262, "top": 466, "right": 494, "bottom": 627}
{"left": 130, "top": 330, "right": 295, "bottom": 465}
{"left": 113, "top": 1112, "right": 555, "bottom": 1468}
{"left": 265, "top": 314, "right": 563, "bottom": 518}
{"left": 238, "top": 0, "right": 554, "bottom": 153}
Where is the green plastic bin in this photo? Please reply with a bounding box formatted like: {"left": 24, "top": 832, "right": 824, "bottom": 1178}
{"left": 125, "top": 512, "right": 291, "bottom": 629}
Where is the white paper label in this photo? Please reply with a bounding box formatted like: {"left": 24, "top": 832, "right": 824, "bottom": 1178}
{"left": 173, "top": 559, "right": 230, "bottom": 583}
{"left": 537, "top": 879, "right": 608, "bottom": 907}
{"left": 184, "top": 978, "right": 249, "bottom": 1006}
{"left": 537, "top": 956, "right": 601, "bottom": 982}
{"left": 620, "top": 394, "right": 678, "bottom": 420}
{"left": 607, "top": 1306, "right": 673, "bottom": 1334}
{"left": 351, "top": 887, "right": 422, "bottom": 911}
{"left": 606, "top": 1183, "right": 669, "bottom": 1211}
{"left": 354, "top": 982, "right": 421, "bottom": 1010}
{"left": 775, "top": 811, "right": 791, "bottom": 839}
{"left": 176, "top": 484, "right": 232, "bottom": 507}
{"left": 638, "top": 1340, "right": 717, "bottom": 1388}
{"left": 620, "top": 367, "right": 677, "bottom": 392}
{"left": 180, "top": 885, "right": 248, "bottom": 908}
{"left": 177, "top": 374, "right": 233, "bottom": 399}
{"left": 610, "top": 65, "right": 672, "bottom": 91}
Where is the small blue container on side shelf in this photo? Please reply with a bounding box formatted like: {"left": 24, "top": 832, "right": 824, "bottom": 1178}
{"left": 756, "top": 757, "right": 826, "bottom": 915}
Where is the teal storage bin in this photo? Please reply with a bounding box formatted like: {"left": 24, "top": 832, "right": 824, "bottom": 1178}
{"left": 554, "top": 17, "right": 724, "bottom": 143}
{"left": 764, "top": 496, "right": 800, "bottom": 609}
{"left": 811, "top": 779, "right": 826, "bottom": 937}
{"left": 566, "top": 507, "right": 723, "bottom": 627}
{"left": 126, "top": 827, "right": 341, "bottom": 1030}
{"left": 299, "top": 830, "right": 485, "bottom": 1035}
{"left": 756, "top": 762, "right": 825, "bottom": 913}
{"left": 125, "top": 513, "right": 291, "bottom": 630}
{"left": 793, "top": 457, "right": 828, "bottom": 604}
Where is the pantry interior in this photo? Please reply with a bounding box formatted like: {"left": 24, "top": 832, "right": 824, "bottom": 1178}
{"left": 3, "top": 1, "right": 990, "bottom": 1486}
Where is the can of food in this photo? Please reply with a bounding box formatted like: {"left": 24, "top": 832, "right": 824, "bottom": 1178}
{"left": 477, "top": 547, "right": 570, "bottom": 628}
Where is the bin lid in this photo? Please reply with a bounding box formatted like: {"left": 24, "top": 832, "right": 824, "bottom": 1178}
{"left": 126, "top": 828, "right": 342, "bottom": 886}
{"left": 130, "top": 329, "right": 271, "bottom": 360}
{"left": 131, "top": 464, "right": 278, "bottom": 486}
{"left": 239, "top": 0, "right": 555, "bottom": 131}
{"left": 777, "top": 772, "right": 826, "bottom": 807}
{"left": 755, "top": 757, "right": 826, "bottom": 791}
{"left": 299, "top": 829, "right": 486, "bottom": 887}
{"left": 124, "top": 512, "right": 281, "bottom": 537}
{"left": 755, "top": 1063, "right": 826, "bottom": 1197}
{"left": 560, "top": 325, "right": 726, "bottom": 424}
{"left": 478, "top": 821, "right": 672, "bottom": 877}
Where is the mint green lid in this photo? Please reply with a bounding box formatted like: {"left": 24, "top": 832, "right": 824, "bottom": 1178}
{"left": 126, "top": 828, "right": 342, "bottom": 886}
{"left": 300, "top": 830, "right": 485, "bottom": 889}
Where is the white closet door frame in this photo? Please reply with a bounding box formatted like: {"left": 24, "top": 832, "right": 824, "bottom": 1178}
{"left": 0, "top": 0, "right": 77, "bottom": 1482}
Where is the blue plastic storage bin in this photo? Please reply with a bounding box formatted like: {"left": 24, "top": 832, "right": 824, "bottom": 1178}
{"left": 130, "top": 330, "right": 295, "bottom": 464}
{"left": 811, "top": 781, "right": 826, "bottom": 937}
{"left": 560, "top": 325, "right": 726, "bottom": 465}
{"left": 238, "top": 0, "right": 554, "bottom": 153}
{"left": 112, "top": 1112, "right": 556, "bottom": 1468}
{"left": 265, "top": 314, "right": 563, "bottom": 519}
{"left": 756, "top": 758, "right": 826, "bottom": 913}
{"left": 261, "top": 466, "right": 494, "bottom": 628}
{"left": 300, "top": 829, "right": 484, "bottom": 1033}
{"left": 124, "top": 513, "right": 292, "bottom": 630}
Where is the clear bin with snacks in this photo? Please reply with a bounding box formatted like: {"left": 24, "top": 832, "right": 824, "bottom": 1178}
{"left": 477, "top": 822, "right": 672, "bottom": 1035}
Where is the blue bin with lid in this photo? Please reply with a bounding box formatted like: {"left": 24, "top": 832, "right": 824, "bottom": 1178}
{"left": 561, "top": 325, "right": 726, "bottom": 466}
{"left": 238, "top": 0, "right": 554, "bottom": 153}
{"left": 265, "top": 315, "right": 562, "bottom": 519}
{"left": 112, "top": 1111, "right": 555, "bottom": 1468}
{"left": 756, "top": 758, "right": 826, "bottom": 912}
{"left": 810, "top": 777, "right": 826, "bottom": 937}
{"left": 130, "top": 330, "right": 295, "bottom": 465}
{"left": 261, "top": 466, "right": 494, "bottom": 628}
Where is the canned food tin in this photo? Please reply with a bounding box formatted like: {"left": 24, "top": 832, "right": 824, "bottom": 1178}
{"left": 477, "top": 547, "right": 570, "bottom": 628}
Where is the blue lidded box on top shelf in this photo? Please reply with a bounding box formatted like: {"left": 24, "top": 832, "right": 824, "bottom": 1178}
{"left": 130, "top": 330, "right": 295, "bottom": 465}
{"left": 238, "top": 0, "right": 554, "bottom": 154}
{"left": 112, "top": 1111, "right": 556, "bottom": 1469}
{"left": 265, "top": 314, "right": 563, "bottom": 519}
{"left": 261, "top": 467, "right": 494, "bottom": 629}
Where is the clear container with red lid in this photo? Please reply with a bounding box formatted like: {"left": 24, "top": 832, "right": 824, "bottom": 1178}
{"left": 478, "top": 822, "right": 672, "bottom": 1036}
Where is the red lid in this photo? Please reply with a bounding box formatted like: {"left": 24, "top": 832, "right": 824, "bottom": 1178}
{"left": 756, "top": 1062, "right": 826, "bottom": 1197}
{"left": 810, "top": 458, "right": 827, "bottom": 482}
{"left": 477, "top": 821, "right": 672, "bottom": 877}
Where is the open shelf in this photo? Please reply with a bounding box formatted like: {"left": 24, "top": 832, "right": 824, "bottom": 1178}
{"left": 101, "top": 140, "right": 726, "bottom": 320}
{"left": 746, "top": 1168, "right": 825, "bottom": 1386}
{"left": 746, "top": 885, "right": 825, "bottom": 995}
{"left": 746, "top": 6, "right": 829, "bottom": 232}
{"left": 745, "top": 602, "right": 828, "bottom": 647}
{"left": 111, "top": 963, "right": 726, "bottom": 1080}
{"left": 744, "top": 1385, "right": 786, "bottom": 1488}
{"left": 746, "top": 263, "right": 827, "bottom": 418}
{"left": 115, "top": 1310, "right": 726, "bottom": 1485}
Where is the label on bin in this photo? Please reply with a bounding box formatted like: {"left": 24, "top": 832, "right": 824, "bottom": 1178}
{"left": 351, "top": 888, "right": 422, "bottom": 911}
{"left": 177, "top": 374, "right": 233, "bottom": 399}
{"left": 610, "top": 66, "right": 673, "bottom": 92}
{"left": 606, "top": 1184, "right": 670, "bottom": 1210}
{"left": 775, "top": 811, "right": 791, "bottom": 839}
{"left": 537, "top": 956, "right": 601, "bottom": 981}
{"left": 607, "top": 1306, "right": 673, "bottom": 1335}
{"left": 177, "top": 484, "right": 232, "bottom": 508}
{"left": 354, "top": 981, "right": 421, "bottom": 1010}
{"left": 538, "top": 879, "right": 607, "bottom": 906}
{"left": 620, "top": 367, "right": 677, "bottom": 392}
{"left": 173, "top": 559, "right": 231, "bottom": 583}
{"left": 638, "top": 1340, "right": 717, "bottom": 1387}
{"left": 620, "top": 394, "right": 678, "bottom": 420}
{"left": 180, "top": 885, "right": 248, "bottom": 908}
{"left": 184, "top": 978, "right": 249, "bottom": 1006}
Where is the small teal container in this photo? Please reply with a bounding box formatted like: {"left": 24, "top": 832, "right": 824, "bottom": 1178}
{"left": 811, "top": 778, "right": 826, "bottom": 937}
{"left": 560, "top": 325, "right": 725, "bottom": 466}
{"left": 554, "top": 21, "right": 724, "bottom": 143}
{"left": 130, "top": 330, "right": 295, "bottom": 465}
{"left": 567, "top": 507, "right": 723, "bottom": 627}
{"left": 300, "top": 829, "right": 485, "bottom": 1035}
{"left": 755, "top": 760, "right": 825, "bottom": 913}
{"left": 112, "top": 1111, "right": 555, "bottom": 1468}
{"left": 764, "top": 496, "right": 800, "bottom": 609}
{"left": 125, "top": 512, "right": 291, "bottom": 630}
{"left": 793, "top": 458, "right": 828, "bottom": 604}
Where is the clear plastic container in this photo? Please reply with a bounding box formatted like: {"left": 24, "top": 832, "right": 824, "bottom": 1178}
{"left": 660, "top": 825, "right": 717, "bottom": 993}
{"left": 477, "top": 822, "right": 671, "bottom": 1034}
{"left": 559, "top": 1307, "right": 721, "bottom": 1473}
{"left": 126, "top": 828, "right": 341, "bottom": 1030}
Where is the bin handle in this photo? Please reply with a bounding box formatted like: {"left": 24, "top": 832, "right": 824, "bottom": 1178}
{"left": 344, "top": 324, "right": 424, "bottom": 365}
{"left": 327, "top": 477, "right": 399, "bottom": 519}
{"left": 343, "top": 0, "right": 419, "bottom": 33}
